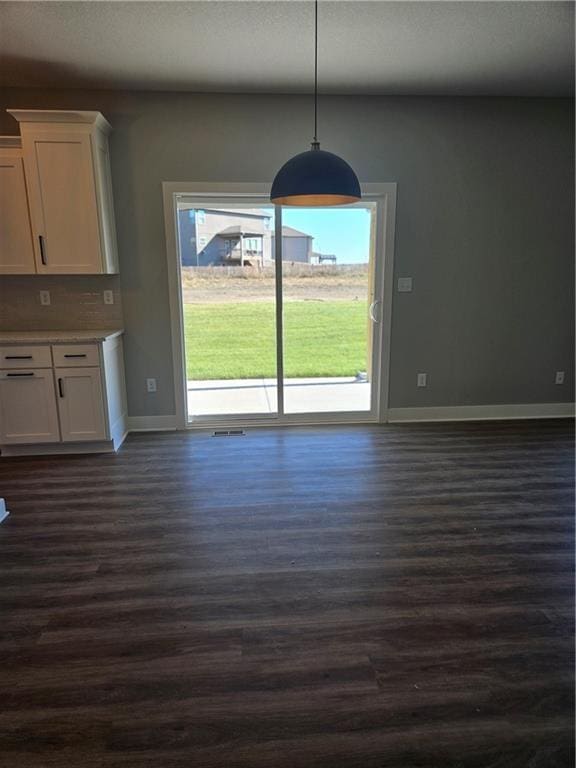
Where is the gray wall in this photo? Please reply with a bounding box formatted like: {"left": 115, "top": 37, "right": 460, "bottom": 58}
{"left": 0, "top": 89, "right": 573, "bottom": 416}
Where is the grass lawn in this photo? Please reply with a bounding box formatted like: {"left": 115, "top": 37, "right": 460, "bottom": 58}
{"left": 184, "top": 300, "right": 368, "bottom": 379}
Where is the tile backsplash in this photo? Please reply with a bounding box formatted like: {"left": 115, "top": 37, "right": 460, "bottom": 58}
{"left": 0, "top": 276, "right": 123, "bottom": 330}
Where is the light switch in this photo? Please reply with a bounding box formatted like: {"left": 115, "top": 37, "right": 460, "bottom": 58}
{"left": 397, "top": 277, "right": 413, "bottom": 293}
{"left": 417, "top": 373, "right": 427, "bottom": 387}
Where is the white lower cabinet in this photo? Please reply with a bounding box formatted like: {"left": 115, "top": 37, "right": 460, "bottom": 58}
{"left": 0, "top": 369, "right": 60, "bottom": 444}
{"left": 55, "top": 367, "right": 107, "bottom": 442}
{"left": 0, "top": 335, "right": 127, "bottom": 455}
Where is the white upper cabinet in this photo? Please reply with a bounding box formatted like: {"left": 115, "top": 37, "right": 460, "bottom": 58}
{"left": 0, "top": 138, "right": 36, "bottom": 274}
{"left": 25, "top": 129, "right": 102, "bottom": 273}
{"left": 7, "top": 110, "right": 119, "bottom": 275}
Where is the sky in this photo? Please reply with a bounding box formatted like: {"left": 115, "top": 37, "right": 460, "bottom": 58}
{"left": 282, "top": 207, "right": 372, "bottom": 264}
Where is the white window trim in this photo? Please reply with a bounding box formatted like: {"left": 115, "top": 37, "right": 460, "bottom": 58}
{"left": 162, "top": 182, "right": 397, "bottom": 430}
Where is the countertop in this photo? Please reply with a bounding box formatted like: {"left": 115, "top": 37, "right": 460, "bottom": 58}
{"left": 0, "top": 329, "right": 124, "bottom": 344}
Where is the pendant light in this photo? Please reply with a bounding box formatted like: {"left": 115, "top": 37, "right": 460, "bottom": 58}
{"left": 270, "top": 0, "right": 361, "bottom": 206}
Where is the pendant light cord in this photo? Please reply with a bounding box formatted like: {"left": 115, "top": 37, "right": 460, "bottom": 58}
{"left": 313, "top": 0, "right": 319, "bottom": 146}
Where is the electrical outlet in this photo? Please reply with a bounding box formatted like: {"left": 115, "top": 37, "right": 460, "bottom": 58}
{"left": 397, "top": 277, "right": 413, "bottom": 293}
{"left": 417, "top": 373, "right": 427, "bottom": 387}
{"left": 146, "top": 378, "right": 157, "bottom": 393}
{"left": 103, "top": 290, "right": 114, "bottom": 305}
{"left": 555, "top": 371, "right": 565, "bottom": 385}
{"left": 39, "top": 290, "right": 51, "bottom": 306}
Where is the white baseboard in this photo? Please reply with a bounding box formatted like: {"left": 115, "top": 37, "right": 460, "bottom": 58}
{"left": 387, "top": 402, "right": 575, "bottom": 423}
{"left": 127, "top": 415, "right": 178, "bottom": 432}
{"left": 1, "top": 440, "right": 116, "bottom": 457}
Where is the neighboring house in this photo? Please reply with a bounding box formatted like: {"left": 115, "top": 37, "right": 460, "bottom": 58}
{"left": 178, "top": 207, "right": 272, "bottom": 267}
{"left": 178, "top": 206, "right": 333, "bottom": 266}
{"left": 271, "top": 226, "right": 313, "bottom": 264}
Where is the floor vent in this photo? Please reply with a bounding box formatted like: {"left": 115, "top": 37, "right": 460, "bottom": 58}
{"left": 212, "top": 429, "right": 246, "bottom": 437}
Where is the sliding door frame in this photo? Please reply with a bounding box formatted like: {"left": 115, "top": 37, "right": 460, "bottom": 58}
{"left": 162, "top": 182, "right": 397, "bottom": 430}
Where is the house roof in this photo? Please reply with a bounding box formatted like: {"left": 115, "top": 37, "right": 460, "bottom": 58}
{"left": 177, "top": 205, "right": 270, "bottom": 220}
{"left": 217, "top": 225, "right": 264, "bottom": 237}
{"left": 207, "top": 208, "right": 270, "bottom": 219}
{"left": 280, "top": 226, "right": 312, "bottom": 239}
{"left": 217, "top": 224, "right": 312, "bottom": 238}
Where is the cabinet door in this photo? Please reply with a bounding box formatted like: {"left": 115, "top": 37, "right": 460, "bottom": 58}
{"left": 55, "top": 367, "right": 107, "bottom": 442}
{"left": 23, "top": 130, "right": 103, "bottom": 274}
{"left": 0, "top": 153, "right": 36, "bottom": 274}
{"left": 0, "top": 370, "right": 60, "bottom": 444}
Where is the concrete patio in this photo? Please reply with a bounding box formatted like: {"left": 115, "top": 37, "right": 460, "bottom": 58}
{"left": 187, "top": 377, "right": 371, "bottom": 417}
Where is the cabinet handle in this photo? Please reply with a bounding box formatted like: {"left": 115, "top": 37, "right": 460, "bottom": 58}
{"left": 64, "top": 354, "right": 86, "bottom": 358}
{"left": 6, "top": 372, "right": 34, "bottom": 377}
{"left": 58, "top": 378, "right": 64, "bottom": 398}
{"left": 39, "top": 235, "right": 47, "bottom": 265}
{"left": 5, "top": 355, "right": 33, "bottom": 360}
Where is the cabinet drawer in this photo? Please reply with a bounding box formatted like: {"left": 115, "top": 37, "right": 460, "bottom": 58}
{"left": 0, "top": 345, "right": 52, "bottom": 369}
{"left": 52, "top": 344, "right": 100, "bottom": 367}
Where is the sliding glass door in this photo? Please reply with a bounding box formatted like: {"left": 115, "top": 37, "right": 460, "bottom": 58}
{"left": 175, "top": 196, "right": 382, "bottom": 424}
{"left": 281, "top": 204, "right": 376, "bottom": 415}
{"left": 177, "top": 202, "right": 278, "bottom": 419}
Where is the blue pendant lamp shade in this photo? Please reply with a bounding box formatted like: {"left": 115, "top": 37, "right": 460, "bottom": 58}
{"left": 270, "top": 1, "right": 361, "bottom": 207}
{"left": 270, "top": 142, "right": 361, "bottom": 206}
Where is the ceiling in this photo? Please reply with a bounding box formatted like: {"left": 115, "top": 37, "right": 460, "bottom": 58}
{"left": 0, "top": 1, "right": 573, "bottom": 96}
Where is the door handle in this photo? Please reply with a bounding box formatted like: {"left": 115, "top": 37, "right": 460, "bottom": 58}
{"left": 64, "top": 354, "right": 86, "bottom": 358}
{"left": 369, "top": 300, "right": 382, "bottom": 323}
{"left": 5, "top": 355, "right": 33, "bottom": 360}
{"left": 6, "top": 372, "right": 34, "bottom": 377}
{"left": 58, "top": 378, "right": 64, "bottom": 398}
{"left": 39, "top": 235, "right": 47, "bottom": 265}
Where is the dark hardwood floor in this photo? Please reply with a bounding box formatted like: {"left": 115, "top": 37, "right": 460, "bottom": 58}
{"left": 0, "top": 420, "right": 574, "bottom": 768}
